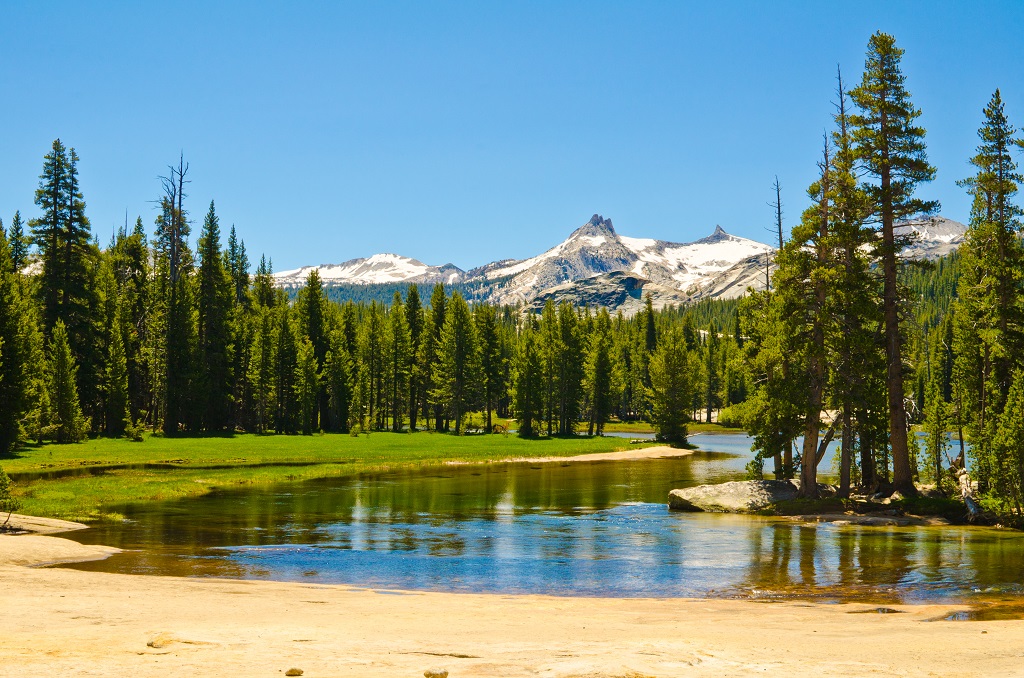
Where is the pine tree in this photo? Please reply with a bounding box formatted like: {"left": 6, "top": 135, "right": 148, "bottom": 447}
{"left": 105, "top": 304, "right": 131, "bottom": 437}
{"left": 248, "top": 307, "right": 276, "bottom": 433}
{"left": 850, "top": 32, "right": 938, "bottom": 495}
{"left": 953, "top": 89, "right": 1024, "bottom": 494}
{"left": 416, "top": 313, "right": 438, "bottom": 430}
{"left": 539, "top": 300, "right": 560, "bottom": 435}
{"left": 768, "top": 136, "right": 837, "bottom": 498}
{"left": 155, "top": 156, "right": 194, "bottom": 434}
{"left": 31, "top": 141, "right": 103, "bottom": 429}
{"left": 992, "top": 369, "right": 1024, "bottom": 515}
{"left": 405, "top": 284, "right": 424, "bottom": 430}
{"left": 648, "top": 328, "right": 692, "bottom": 446}
{"left": 0, "top": 227, "right": 34, "bottom": 453}
{"left": 386, "top": 291, "right": 411, "bottom": 432}
{"left": 323, "top": 329, "right": 352, "bottom": 433}
{"left": 48, "top": 320, "right": 88, "bottom": 443}
{"left": 31, "top": 139, "right": 69, "bottom": 331}
{"left": 357, "top": 302, "right": 386, "bottom": 429}
{"left": 433, "top": 292, "right": 480, "bottom": 434}
{"left": 512, "top": 318, "right": 544, "bottom": 437}
{"left": 294, "top": 338, "right": 319, "bottom": 435}
{"left": 923, "top": 330, "right": 952, "bottom": 491}
{"left": 740, "top": 289, "right": 804, "bottom": 480}
{"left": 584, "top": 308, "right": 614, "bottom": 435}
{"left": 8, "top": 211, "right": 28, "bottom": 272}
{"left": 643, "top": 295, "right": 657, "bottom": 353}
{"left": 429, "top": 283, "right": 447, "bottom": 430}
{"left": 555, "top": 302, "right": 585, "bottom": 434}
{"left": 475, "top": 303, "right": 504, "bottom": 433}
{"left": 253, "top": 255, "right": 276, "bottom": 308}
{"left": 702, "top": 323, "right": 722, "bottom": 423}
{"left": 298, "top": 269, "right": 329, "bottom": 427}
{"left": 226, "top": 225, "right": 250, "bottom": 306}
{"left": 109, "top": 217, "right": 150, "bottom": 422}
{"left": 827, "top": 68, "right": 880, "bottom": 496}
{"left": 275, "top": 306, "right": 298, "bottom": 434}
{"left": 196, "top": 201, "right": 235, "bottom": 431}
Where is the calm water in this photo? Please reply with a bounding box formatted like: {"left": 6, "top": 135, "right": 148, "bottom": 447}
{"left": 63, "top": 433, "right": 1021, "bottom": 603}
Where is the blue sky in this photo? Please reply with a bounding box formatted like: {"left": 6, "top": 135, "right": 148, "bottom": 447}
{"left": 1, "top": 1, "right": 1022, "bottom": 270}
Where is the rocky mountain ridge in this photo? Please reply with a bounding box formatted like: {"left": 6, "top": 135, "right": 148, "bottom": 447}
{"left": 274, "top": 213, "right": 967, "bottom": 313}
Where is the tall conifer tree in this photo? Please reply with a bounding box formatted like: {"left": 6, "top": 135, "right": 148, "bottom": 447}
{"left": 433, "top": 292, "right": 480, "bottom": 434}
{"left": 512, "top": 318, "right": 544, "bottom": 437}
{"left": 405, "top": 285, "right": 424, "bottom": 430}
{"left": 953, "top": 89, "right": 1024, "bottom": 493}
{"left": 48, "top": 320, "right": 88, "bottom": 443}
{"left": 196, "top": 201, "right": 235, "bottom": 431}
{"left": 850, "top": 32, "right": 938, "bottom": 495}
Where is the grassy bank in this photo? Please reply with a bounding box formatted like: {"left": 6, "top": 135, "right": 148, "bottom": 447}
{"left": 2, "top": 432, "right": 654, "bottom": 523}
{"left": 598, "top": 420, "right": 743, "bottom": 435}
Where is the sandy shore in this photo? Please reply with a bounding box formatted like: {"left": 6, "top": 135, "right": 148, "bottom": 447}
{"left": 3, "top": 530, "right": 1023, "bottom": 677}
{"left": 445, "top": 444, "right": 695, "bottom": 466}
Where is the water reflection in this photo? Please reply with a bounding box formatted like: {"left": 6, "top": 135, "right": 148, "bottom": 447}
{"left": 63, "top": 434, "right": 1021, "bottom": 602}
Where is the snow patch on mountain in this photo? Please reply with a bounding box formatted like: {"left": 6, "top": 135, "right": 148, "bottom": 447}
{"left": 274, "top": 253, "right": 464, "bottom": 288}
{"left": 895, "top": 216, "right": 967, "bottom": 260}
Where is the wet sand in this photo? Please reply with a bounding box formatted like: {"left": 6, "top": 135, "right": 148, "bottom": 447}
{"left": 2, "top": 527, "right": 1022, "bottom": 677}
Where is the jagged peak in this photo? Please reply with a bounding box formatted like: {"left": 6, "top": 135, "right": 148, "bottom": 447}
{"left": 691, "top": 224, "right": 735, "bottom": 245}
{"left": 571, "top": 214, "right": 616, "bottom": 239}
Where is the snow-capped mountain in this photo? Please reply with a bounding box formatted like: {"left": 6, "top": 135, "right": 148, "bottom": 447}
{"left": 274, "top": 253, "right": 464, "bottom": 289}
{"left": 461, "top": 215, "right": 773, "bottom": 306}
{"left": 272, "top": 213, "right": 968, "bottom": 313}
{"left": 895, "top": 216, "right": 966, "bottom": 260}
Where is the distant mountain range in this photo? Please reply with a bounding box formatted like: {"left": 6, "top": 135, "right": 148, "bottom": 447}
{"left": 274, "top": 214, "right": 968, "bottom": 313}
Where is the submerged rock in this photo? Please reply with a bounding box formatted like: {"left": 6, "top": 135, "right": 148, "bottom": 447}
{"left": 668, "top": 480, "right": 800, "bottom": 512}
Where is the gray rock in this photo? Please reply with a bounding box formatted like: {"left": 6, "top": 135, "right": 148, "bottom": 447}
{"left": 525, "top": 271, "right": 690, "bottom": 316}
{"left": 284, "top": 670, "right": 303, "bottom": 677}
{"left": 668, "top": 480, "right": 800, "bottom": 512}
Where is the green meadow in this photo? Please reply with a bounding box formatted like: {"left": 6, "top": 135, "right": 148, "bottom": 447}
{"left": 3, "top": 432, "right": 654, "bottom": 523}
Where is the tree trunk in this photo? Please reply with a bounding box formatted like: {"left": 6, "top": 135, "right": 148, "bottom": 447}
{"left": 839, "top": 403, "right": 853, "bottom": 498}
{"left": 880, "top": 164, "right": 915, "bottom": 495}
{"left": 957, "top": 469, "right": 984, "bottom": 523}
{"left": 860, "top": 423, "right": 875, "bottom": 490}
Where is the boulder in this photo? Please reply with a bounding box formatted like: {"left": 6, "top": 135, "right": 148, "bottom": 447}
{"left": 668, "top": 480, "right": 799, "bottom": 512}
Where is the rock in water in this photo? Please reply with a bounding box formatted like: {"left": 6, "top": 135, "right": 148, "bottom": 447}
{"left": 668, "top": 480, "right": 799, "bottom": 512}
{"left": 424, "top": 669, "right": 449, "bottom": 678}
{"left": 285, "top": 669, "right": 304, "bottom": 676}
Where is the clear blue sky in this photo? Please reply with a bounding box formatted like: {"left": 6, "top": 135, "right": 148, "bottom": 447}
{"left": 1, "top": 1, "right": 1022, "bottom": 270}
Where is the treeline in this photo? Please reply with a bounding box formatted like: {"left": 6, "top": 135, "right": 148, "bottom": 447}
{"left": 738, "top": 31, "right": 1024, "bottom": 518}
{"left": 0, "top": 146, "right": 749, "bottom": 452}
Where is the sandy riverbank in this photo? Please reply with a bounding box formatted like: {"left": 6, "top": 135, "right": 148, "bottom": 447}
{"left": 444, "top": 444, "right": 695, "bottom": 466}
{"left": 2, "top": 529, "right": 1023, "bottom": 677}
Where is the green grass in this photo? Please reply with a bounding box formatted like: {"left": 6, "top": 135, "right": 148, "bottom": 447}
{"left": 2, "top": 432, "right": 654, "bottom": 523}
